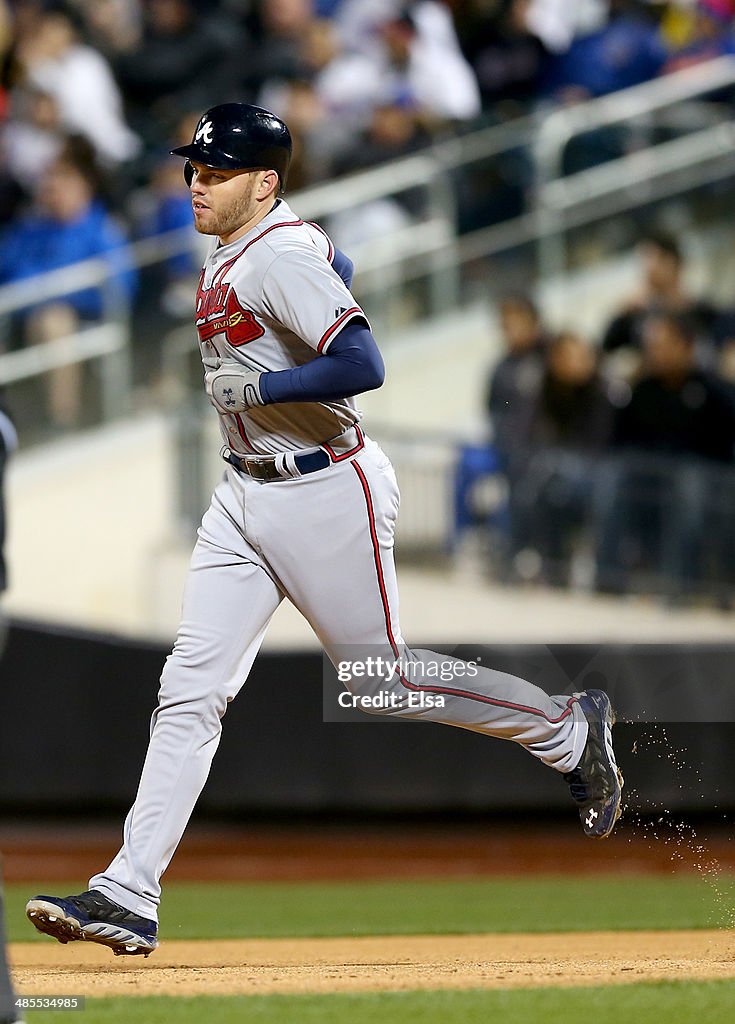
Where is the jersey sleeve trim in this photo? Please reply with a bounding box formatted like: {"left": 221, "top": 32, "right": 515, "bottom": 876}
{"left": 307, "top": 221, "right": 335, "bottom": 262}
{"left": 317, "top": 306, "right": 365, "bottom": 354}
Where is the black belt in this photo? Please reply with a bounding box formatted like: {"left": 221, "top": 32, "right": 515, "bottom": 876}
{"left": 223, "top": 448, "right": 330, "bottom": 481}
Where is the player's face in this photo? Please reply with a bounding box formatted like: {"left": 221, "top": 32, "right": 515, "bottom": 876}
{"left": 188, "top": 163, "right": 275, "bottom": 243}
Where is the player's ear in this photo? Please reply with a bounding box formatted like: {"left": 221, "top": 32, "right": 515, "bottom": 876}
{"left": 258, "top": 169, "right": 280, "bottom": 199}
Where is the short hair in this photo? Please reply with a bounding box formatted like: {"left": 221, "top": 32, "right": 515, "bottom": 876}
{"left": 639, "top": 229, "right": 682, "bottom": 265}
{"left": 498, "top": 292, "right": 539, "bottom": 321}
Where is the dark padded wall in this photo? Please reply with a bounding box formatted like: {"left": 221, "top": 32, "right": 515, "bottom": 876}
{"left": 0, "top": 619, "right": 731, "bottom": 815}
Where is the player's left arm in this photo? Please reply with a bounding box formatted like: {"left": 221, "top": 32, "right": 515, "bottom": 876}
{"left": 331, "top": 247, "right": 354, "bottom": 289}
{"left": 262, "top": 321, "right": 383, "bottom": 402}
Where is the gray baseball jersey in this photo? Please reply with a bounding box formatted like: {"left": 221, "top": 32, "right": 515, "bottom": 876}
{"left": 196, "top": 199, "right": 365, "bottom": 454}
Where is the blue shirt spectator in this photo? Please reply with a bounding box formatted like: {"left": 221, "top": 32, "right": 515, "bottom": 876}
{"left": 0, "top": 155, "right": 136, "bottom": 321}
{"left": 546, "top": 9, "right": 668, "bottom": 98}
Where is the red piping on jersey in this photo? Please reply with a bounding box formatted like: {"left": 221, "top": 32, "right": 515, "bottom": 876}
{"left": 350, "top": 460, "right": 579, "bottom": 724}
{"left": 317, "top": 307, "right": 363, "bottom": 354}
{"left": 352, "top": 460, "right": 396, "bottom": 656}
{"left": 323, "top": 425, "right": 365, "bottom": 463}
{"left": 211, "top": 219, "right": 304, "bottom": 287}
{"left": 307, "top": 221, "right": 334, "bottom": 262}
{"left": 234, "top": 413, "right": 256, "bottom": 452}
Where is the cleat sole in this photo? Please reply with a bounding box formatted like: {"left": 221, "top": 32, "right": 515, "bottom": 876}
{"left": 26, "top": 900, "right": 157, "bottom": 957}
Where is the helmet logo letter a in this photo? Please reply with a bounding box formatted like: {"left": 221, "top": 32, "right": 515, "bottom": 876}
{"left": 195, "top": 120, "right": 214, "bottom": 144}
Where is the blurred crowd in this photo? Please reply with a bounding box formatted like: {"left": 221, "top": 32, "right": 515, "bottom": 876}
{"left": 0, "top": 0, "right": 731, "bottom": 371}
{"left": 483, "top": 229, "right": 735, "bottom": 602}
{"left": 0, "top": 1, "right": 732, "bottom": 222}
{"left": 0, "top": 0, "right": 732, "bottom": 602}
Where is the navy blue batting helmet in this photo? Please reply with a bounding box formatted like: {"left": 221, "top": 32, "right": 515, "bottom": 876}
{"left": 171, "top": 104, "right": 292, "bottom": 191}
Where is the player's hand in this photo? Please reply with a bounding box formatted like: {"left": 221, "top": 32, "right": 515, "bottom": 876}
{"left": 204, "top": 358, "right": 265, "bottom": 413}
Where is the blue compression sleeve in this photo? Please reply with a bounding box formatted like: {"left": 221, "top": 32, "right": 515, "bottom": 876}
{"left": 331, "top": 247, "right": 354, "bottom": 288}
{"left": 259, "top": 321, "right": 384, "bottom": 404}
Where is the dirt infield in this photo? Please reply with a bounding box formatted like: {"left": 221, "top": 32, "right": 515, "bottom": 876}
{"left": 9, "top": 930, "right": 735, "bottom": 996}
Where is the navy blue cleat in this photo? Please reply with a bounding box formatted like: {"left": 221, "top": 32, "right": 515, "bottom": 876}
{"left": 26, "top": 890, "right": 157, "bottom": 957}
{"left": 564, "top": 689, "right": 624, "bottom": 839}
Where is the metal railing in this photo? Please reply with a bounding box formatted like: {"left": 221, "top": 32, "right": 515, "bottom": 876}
{"left": 3, "top": 56, "right": 735, "bottom": 434}
{"left": 0, "top": 225, "right": 196, "bottom": 415}
{"left": 533, "top": 54, "right": 735, "bottom": 278}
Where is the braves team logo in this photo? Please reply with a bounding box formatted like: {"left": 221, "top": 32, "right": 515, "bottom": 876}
{"left": 195, "top": 119, "right": 214, "bottom": 144}
{"left": 195, "top": 280, "right": 265, "bottom": 347}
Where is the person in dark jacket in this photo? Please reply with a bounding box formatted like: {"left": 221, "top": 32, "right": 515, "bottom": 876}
{"left": 486, "top": 292, "right": 547, "bottom": 469}
{"left": 595, "top": 310, "right": 735, "bottom": 597}
{"left": 600, "top": 229, "right": 719, "bottom": 367}
{"left": 510, "top": 332, "right": 616, "bottom": 586}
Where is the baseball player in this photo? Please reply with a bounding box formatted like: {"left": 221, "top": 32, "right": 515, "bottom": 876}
{"left": 26, "top": 105, "right": 623, "bottom": 957}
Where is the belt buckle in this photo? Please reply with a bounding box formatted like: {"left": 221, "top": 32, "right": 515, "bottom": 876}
{"left": 247, "top": 457, "right": 267, "bottom": 480}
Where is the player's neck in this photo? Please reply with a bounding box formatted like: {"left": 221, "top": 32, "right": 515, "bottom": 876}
{"left": 218, "top": 198, "right": 279, "bottom": 246}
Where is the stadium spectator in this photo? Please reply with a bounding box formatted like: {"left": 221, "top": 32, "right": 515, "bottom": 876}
{"left": 504, "top": 331, "right": 616, "bottom": 585}
{"left": 595, "top": 310, "right": 735, "bottom": 597}
{"left": 245, "top": 0, "right": 314, "bottom": 102}
{"left": 453, "top": 0, "right": 552, "bottom": 116}
{"left": 600, "top": 229, "right": 720, "bottom": 376}
{"left": 129, "top": 114, "right": 202, "bottom": 354}
{"left": 333, "top": 0, "right": 405, "bottom": 55}
{"left": 269, "top": 16, "right": 382, "bottom": 176}
{"left": 523, "top": 0, "right": 610, "bottom": 55}
{"left": 545, "top": 0, "right": 667, "bottom": 101}
{"left": 297, "top": 1, "right": 481, "bottom": 138}
{"left": 73, "top": 0, "right": 141, "bottom": 56}
{"left": 378, "top": 3, "right": 482, "bottom": 123}
{"left": 485, "top": 292, "right": 547, "bottom": 469}
{"left": 483, "top": 293, "right": 548, "bottom": 578}
{"left": 14, "top": 5, "right": 140, "bottom": 167}
{"left": 0, "top": 144, "right": 137, "bottom": 429}
{"left": 110, "top": 0, "right": 243, "bottom": 153}
{"left": 333, "top": 100, "right": 434, "bottom": 176}
{"left": 1, "top": 86, "right": 65, "bottom": 190}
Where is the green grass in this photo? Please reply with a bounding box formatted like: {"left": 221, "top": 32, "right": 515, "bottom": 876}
{"left": 7, "top": 874, "right": 735, "bottom": 942}
{"left": 9, "top": 878, "right": 735, "bottom": 1023}
{"left": 18, "top": 982, "right": 735, "bottom": 1024}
